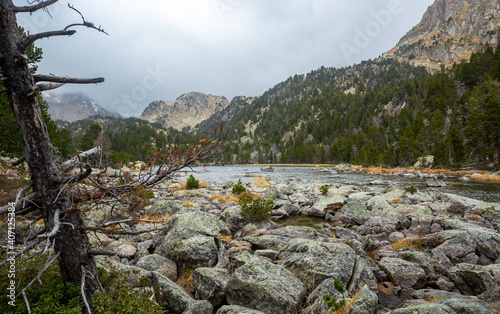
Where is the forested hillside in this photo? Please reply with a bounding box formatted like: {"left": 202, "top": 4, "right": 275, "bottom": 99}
{"left": 197, "top": 47, "right": 500, "bottom": 168}
{"left": 57, "top": 117, "right": 198, "bottom": 165}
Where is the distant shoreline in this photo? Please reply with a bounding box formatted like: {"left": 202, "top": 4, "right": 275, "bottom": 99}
{"left": 207, "top": 164, "right": 500, "bottom": 183}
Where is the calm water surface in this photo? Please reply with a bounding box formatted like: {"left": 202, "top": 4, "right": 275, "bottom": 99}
{"left": 178, "top": 166, "right": 500, "bottom": 203}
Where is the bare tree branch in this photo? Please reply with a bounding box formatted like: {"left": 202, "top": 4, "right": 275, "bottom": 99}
{"left": 62, "top": 147, "right": 101, "bottom": 172}
{"left": 9, "top": 155, "right": 25, "bottom": 167}
{"left": 84, "top": 225, "right": 169, "bottom": 236}
{"left": 22, "top": 290, "right": 31, "bottom": 314}
{"left": 34, "top": 74, "right": 104, "bottom": 84}
{"left": 66, "top": 4, "right": 109, "bottom": 35}
{"left": 14, "top": 0, "right": 58, "bottom": 13}
{"left": 20, "top": 30, "right": 76, "bottom": 51}
{"left": 37, "top": 209, "right": 60, "bottom": 239}
{"left": 81, "top": 266, "right": 92, "bottom": 314}
{"left": 36, "top": 82, "right": 65, "bottom": 92}
{"left": 87, "top": 249, "right": 116, "bottom": 256}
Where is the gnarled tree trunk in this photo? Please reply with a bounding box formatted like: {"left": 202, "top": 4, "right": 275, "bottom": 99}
{"left": 0, "top": 0, "right": 102, "bottom": 299}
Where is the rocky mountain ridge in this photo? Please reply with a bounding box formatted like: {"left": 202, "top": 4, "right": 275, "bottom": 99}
{"left": 139, "top": 92, "right": 230, "bottom": 131}
{"left": 43, "top": 92, "right": 120, "bottom": 122}
{"left": 383, "top": 0, "right": 499, "bottom": 70}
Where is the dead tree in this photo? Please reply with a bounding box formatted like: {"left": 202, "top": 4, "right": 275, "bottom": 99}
{"left": 0, "top": 0, "right": 225, "bottom": 311}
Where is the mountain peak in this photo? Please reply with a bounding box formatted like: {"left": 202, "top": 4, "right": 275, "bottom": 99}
{"left": 384, "top": 0, "right": 499, "bottom": 70}
{"left": 43, "top": 92, "right": 121, "bottom": 122}
{"left": 139, "top": 92, "right": 229, "bottom": 131}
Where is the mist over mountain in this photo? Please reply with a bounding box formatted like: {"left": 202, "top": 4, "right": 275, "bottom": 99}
{"left": 44, "top": 92, "right": 121, "bottom": 122}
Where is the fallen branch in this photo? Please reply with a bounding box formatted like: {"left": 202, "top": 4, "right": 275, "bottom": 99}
{"left": 84, "top": 224, "right": 169, "bottom": 236}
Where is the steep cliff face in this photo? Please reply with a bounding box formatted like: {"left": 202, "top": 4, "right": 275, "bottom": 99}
{"left": 139, "top": 92, "right": 230, "bottom": 131}
{"left": 384, "top": 0, "right": 499, "bottom": 70}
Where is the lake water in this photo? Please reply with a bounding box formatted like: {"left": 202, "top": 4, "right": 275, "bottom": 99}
{"left": 178, "top": 166, "right": 500, "bottom": 203}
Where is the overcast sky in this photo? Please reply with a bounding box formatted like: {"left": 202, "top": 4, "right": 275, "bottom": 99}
{"left": 15, "top": 0, "right": 434, "bottom": 117}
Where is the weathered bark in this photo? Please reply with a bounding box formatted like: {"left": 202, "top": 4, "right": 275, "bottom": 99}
{"left": 0, "top": 0, "right": 102, "bottom": 299}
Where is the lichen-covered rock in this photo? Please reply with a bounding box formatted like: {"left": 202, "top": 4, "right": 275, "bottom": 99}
{"left": 216, "top": 305, "right": 265, "bottom": 314}
{"left": 378, "top": 257, "right": 426, "bottom": 289}
{"left": 304, "top": 278, "right": 344, "bottom": 313}
{"left": 398, "top": 248, "right": 435, "bottom": 276}
{"left": 434, "top": 297, "right": 499, "bottom": 314}
{"left": 154, "top": 209, "right": 229, "bottom": 269}
{"left": 305, "top": 194, "right": 346, "bottom": 217}
{"left": 182, "top": 300, "right": 213, "bottom": 314}
{"left": 448, "top": 263, "right": 497, "bottom": 295}
{"left": 225, "top": 254, "right": 305, "bottom": 313}
{"left": 243, "top": 234, "right": 290, "bottom": 250}
{"left": 389, "top": 302, "right": 456, "bottom": 313}
{"left": 412, "top": 288, "right": 476, "bottom": 300}
{"left": 221, "top": 206, "right": 251, "bottom": 233}
{"left": 146, "top": 198, "right": 183, "bottom": 216}
{"left": 193, "top": 267, "right": 230, "bottom": 306}
{"left": 116, "top": 243, "right": 137, "bottom": 258}
{"left": 151, "top": 271, "right": 212, "bottom": 314}
{"left": 339, "top": 199, "right": 370, "bottom": 221}
{"left": 136, "top": 254, "right": 177, "bottom": 281}
{"left": 350, "top": 285, "right": 378, "bottom": 314}
{"left": 279, "top": 238, "right": 356, "bottom": 290}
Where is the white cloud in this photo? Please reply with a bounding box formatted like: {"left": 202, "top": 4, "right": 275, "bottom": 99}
{"left": 14, "top": 0, "right": 434, "bottom": 116}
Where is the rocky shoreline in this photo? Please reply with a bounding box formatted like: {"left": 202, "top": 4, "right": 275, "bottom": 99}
{"left": 77, "top": 172, "right": 500, "bottom": 313}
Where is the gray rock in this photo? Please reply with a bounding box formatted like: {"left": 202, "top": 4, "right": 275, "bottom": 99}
{"left": 305, "top": 194, "right": 346, "bottom": 217}
{"left": 221, "top": 206, "right": 251, "bottom": 233}
{"left": 279, "top": 238, "right": 356, "bottom": 290}
{"left": 193, "top": 267, "right": 230, "bottom": 306}
{"left": 243, "top": 234, "right": 290, "bottom": 250}
{"left": 448, "top": 263, "right": 497, "bottom": 295}
{"left": 136, "top": 254, "right": 177, "bottom": 281}
{"left": 426, "top": 177, "right": 447, "bottom": 187}
{"left": 304, "top": 278, "right": 345, "bottom": 313}
{"left": 389, "top": 303, "right": 456, "bottom": 313}
{"left": 183, "top": 300, "right": 213, "bottom": 314}
{"left": 479, "top": 286, "right": 500, "bottom": 303}
{"left": 116, "top": 243, "right": 137, "bottom": 258}
{"left": 281, "top": 203, "right": 301, "bottom": 216}
{"left": 151, "top": 271, "right": 212, "bottom": 313}
{"left": 260, "top": 186, "right": 281, "bottom": 200}
{"left": 216, "top": 305, "right": 265, "bottom": 314}
{"left": 412, "top": 288, "right": 476, "bottom": 300}
{"left": 226, "top": 254, "right": 305, "bottom": 313}
{"left": 378, "top": 257, "right": 426, "bottom": 289}
{"left": 350, "top": 285, "right": 378, "bottom": 314}
{"left": 398, "top": 249, "right": 435, "bottom": 276}
{"left": 154, "top": 210, "right": 229, "bottom": 269}
{"left": 435, "top": 297, "right": 499, "bottom": 314}
{"left": 146, "top": 198, "right": 183, "bottom": 216}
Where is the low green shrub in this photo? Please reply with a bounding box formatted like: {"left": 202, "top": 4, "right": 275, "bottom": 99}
{"left": 324, "top": 279, "right": 347, "bottom": 312}
{"left": 186, "top": 174, "right": 199, "bottom": 189}
{"left": 239, "top": 193, "right": 274, "bottom": 221}
{"left": 232, "top": 179, "right": 246, "bottom": 194}
{"left": 319, "top": 184, "right": 330, "bottom": 195}
{"left": 0, "top": 253, "right": 82, "bottom": 313}
{"left": 92, "top": 261, "right": 163, "bottom": 314}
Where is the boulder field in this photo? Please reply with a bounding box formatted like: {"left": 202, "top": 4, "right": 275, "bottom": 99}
{"left": 89, "top": 176, "right": 500, "bottom": 313}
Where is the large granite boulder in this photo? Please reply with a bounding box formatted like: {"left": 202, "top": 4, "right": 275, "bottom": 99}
{"left": 279, "top": 238, "right": 356, "bottom": 290}
{"left": 154, "top": 209, "right": 229, "bottom": 269}
{"left": 136, "top": 254, "right": 177, "bottom": 281}
{"left": 378, "top": 257, "right": 426, "bottom": 289}
{"left": 225, "top": 253, "right": 305, "bottom": 313}
{"left": 193, "top": 267, "right": 230, "bottom": 306}
{"left": 151, "top": 271, "right": 212, "bottom": 314}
